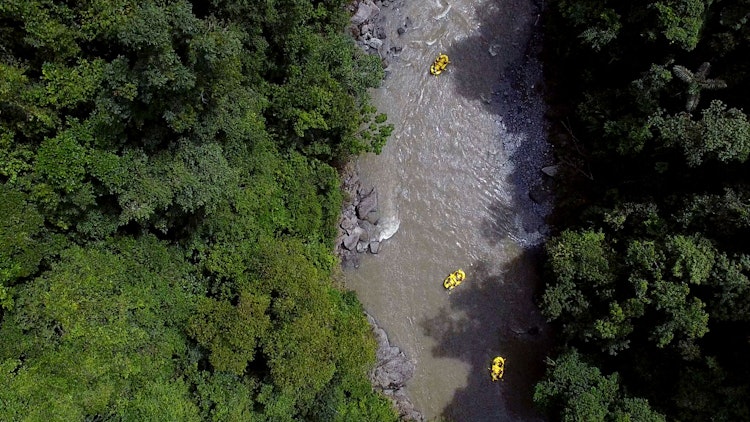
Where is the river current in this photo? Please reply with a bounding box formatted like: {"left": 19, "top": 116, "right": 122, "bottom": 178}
{"left": 345, "top": 0, "right": 553, "bottom": 420}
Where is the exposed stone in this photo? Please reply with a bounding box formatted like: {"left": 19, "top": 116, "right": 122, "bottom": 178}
{"left": 342, "top": 227, "right": 364, "bottom": 250}
{"left": 356, "top": 187, "right": 378, "bottom": 218}
{"left": 351, "top": 2, "right": 373, "bottom": 25}
{"left": 541, "top": 164, "right": 559, "bottom": 177}
{"left": 365, "top": 37, "right": 383, "bottom": 50}
{"left": 366, "top": 313, "right": 422, "bottom": 421}
{"left": 359, "top": 219, "right": 375, "bottom": 242}
{"left": 374, "top": 25, "right": 386, "bottom": 40}
{"left": 369, "top": 240, "right": 381, "bottom": 254}
{"left": 364, "top": 209, "right": 380, "bottom": 224}
{"left": 529, "top": 184, "right": 552, "bottom": 204}
{"left": 340, "top": 215, "right": 357, "bottom": 233}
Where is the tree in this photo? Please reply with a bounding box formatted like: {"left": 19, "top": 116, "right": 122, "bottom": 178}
{"left": 649, "top": 100, "right": 750, "bottom": 166}
{"left": 0, "top": 236, "right": 200, "bottom": 420}
{"left": 672, "top": 62, "right": 727, "bottom": 112}
{"left": 534, "top": 349, "right": 665, "bottom": 421}
{"left": 651, "top": 0, "right": 708, "bottom": 51}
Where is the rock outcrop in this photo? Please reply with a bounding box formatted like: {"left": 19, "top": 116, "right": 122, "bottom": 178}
{"left": 367, "top": 314, "right": 424, "bottom": 422}
{"left": 335, "top": 162, "right": 400, "bottom": 268}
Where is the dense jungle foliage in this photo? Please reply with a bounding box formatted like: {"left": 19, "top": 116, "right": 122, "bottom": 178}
{"left": 0, "top": 0, "right": 398, "bottom": 420}
{"left": 535, "top": 0, "right": 750, "bottom": 420}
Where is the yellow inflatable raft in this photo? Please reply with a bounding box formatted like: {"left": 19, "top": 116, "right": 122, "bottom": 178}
{"left": 443, "top": 269, "right": 466, "bottom": 290}
{"left": 430, "top": 53, "right": 450, "bottom": 76}
{"left": 490, "top": 356, "right": 505, "bottom": 381}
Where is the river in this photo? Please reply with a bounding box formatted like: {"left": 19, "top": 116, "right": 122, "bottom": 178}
{"left": 344, "top": 0, "right": 553, "bottom": 421}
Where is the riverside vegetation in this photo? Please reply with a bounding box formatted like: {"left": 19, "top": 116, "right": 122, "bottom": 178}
{"left": 5, "top": 0, "right": 750, "bottom": 421}
{"left": 535, "top": 0, "right": 750, "bottom": 420}
{"left": 0, "top": 0, "right": 398, "bottom": 420}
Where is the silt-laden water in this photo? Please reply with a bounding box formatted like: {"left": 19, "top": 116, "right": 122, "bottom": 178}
{"left": 345, "top": 0, "right": 553, "bottom": 420}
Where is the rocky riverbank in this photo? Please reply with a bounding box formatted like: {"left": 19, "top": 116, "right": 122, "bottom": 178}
{"left": 367, "top": 313, "right": 424, "bottom": 422}
{"left": 335, "top": 159, "right": 423, "bottom": 420}
{"left": 338, "top": 2, "right": 425, "bottom": 420}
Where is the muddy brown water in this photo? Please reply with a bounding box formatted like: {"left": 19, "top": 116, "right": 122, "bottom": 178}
{"left": 345, "top": 0, "right": 554, "bottom": 421}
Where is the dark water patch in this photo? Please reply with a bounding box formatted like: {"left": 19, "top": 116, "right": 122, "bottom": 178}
{"left": 421, "top": 255, "right": 552, "bottom": 422}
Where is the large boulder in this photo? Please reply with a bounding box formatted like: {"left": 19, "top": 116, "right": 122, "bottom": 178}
{"left": 351, "top": 1, "right": 375, "bottom": 25}
{"left": 357, "top": 187, "right": 378, "bottom": 218}
{"left": 372, "top": 353, "right": 415, "bottom": 389}
{"left": 342, "top": 227, "right": 364, "bottom": 250}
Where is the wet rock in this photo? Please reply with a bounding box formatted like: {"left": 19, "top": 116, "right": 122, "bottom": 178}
{"left": 366, "top": 37, "right": 383, "bottom": 50}
{"left": 359, "top": 220, "right": 374, "bottom": 242}
{"left": 357, "top": 187, "right": 378, "bottom": 218}
{"left": 366, "top": 313, "right": 422, "bottom": 421}
{"left": 371, "top": 349, "right": 414, "bottom": 390}
{"left": 529, "top": 184, "right": 552, "bottom": 204}
{"left": 342, "top": 227, "right": 364, "bottom": 250}
{"left": 364, "top": 209, "right": 380, "bottom": 224}
{"left": 374, "top": 25, "right": 386, "bottom": 39}
{"left": 351, "top": 2, "right": 373, "bottom": 25}
{"left": 340, "top": 215, "right": 357, "bottom": 233}
{"left": 397, "top": 26, "right": 405, "bottom": 35}
{"left": 541, "top": 164, "right": 559, "bottom": 177}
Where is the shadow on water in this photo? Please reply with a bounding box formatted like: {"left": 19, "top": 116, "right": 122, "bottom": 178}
{"left": 445, "top": 0, "right": 544, "bottom": 117}
{"left": 421, "top": 254, "right": 553, "bottom": 422}
{"left": 420, "top": 1, "right": 555, "bottom": 420}
{"left": 448, "top": 0, "right": 553, "bottom": 246}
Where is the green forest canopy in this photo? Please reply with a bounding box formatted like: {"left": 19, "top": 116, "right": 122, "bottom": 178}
{"left": 0, "top": 0, "right": 397, "bottom": 420}
{"left": 535, "top": 0, "right": 750, "bottom": 421}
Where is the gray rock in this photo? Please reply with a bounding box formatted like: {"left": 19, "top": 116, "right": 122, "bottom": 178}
{"left": 365, "top": 37, "right": 383, "bottom": 50}
{"left": 364, "top": 0, "right": 380, "bottom": 17}
{"left": 541, "top": 165, "right": 559, "bottom": 177}
{"left": 351, "top": 2, "right": 372, "bottom": 25}
{"left": 529, "top": 185, "right": 552, "bottom": 204}
{"left": 364, "top": 209, "right": 380, "bottom": 224}
{"left": 340, "top": 215, "right": 357, "bottom": 233}
{"left": 369, "top": 240, "right": 381, "bottom": 254}
{"left": 372, "top": 354, "right": 415, "bottom": 389}
{"left": 357, "top": 187, "right": 378, "bottom": 218}
{"left": 374, "top": 26, "right": 386, "bottom": 40}
{"left": 342, "top": 227, "right": 364, "bottom": 250}
{"left": 356, "top": 240, "right": 368, "bottom": 253}
{"left": 359, "top": 219, "right": 374, "bottom": 241}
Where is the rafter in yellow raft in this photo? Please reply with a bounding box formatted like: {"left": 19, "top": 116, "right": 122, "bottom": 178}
{"left": 443, "top": 269, "right": 466, "bottom": 290}
{"left": 490, "top": 356, "right": 505, "bottom": 381}
{"left": 430, "top": 53, "right": 450, "bottom": 76}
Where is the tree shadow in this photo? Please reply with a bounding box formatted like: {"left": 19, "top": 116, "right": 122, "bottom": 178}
{"left": 421, "top": 255, "right": 553, "bottom": 421}
{"left": 446, "top": 0, "right": 554, "bottom": 250}
{"left": 444, "top": 0, "right": 545, "bottom": 117}
{"left": 426, "top": 2, "right": 556, "bottom": 420}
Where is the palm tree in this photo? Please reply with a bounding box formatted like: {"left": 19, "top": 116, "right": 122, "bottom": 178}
{"left": 672, "top": 62, "right": 727, "bottom": 112}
